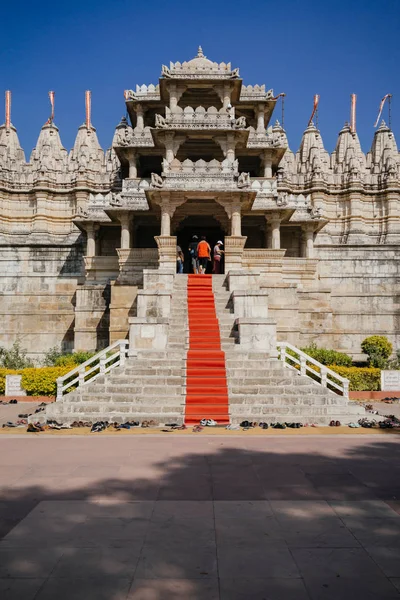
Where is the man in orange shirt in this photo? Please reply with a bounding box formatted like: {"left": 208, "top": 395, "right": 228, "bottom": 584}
{"left": 197, "top": 236, "right": 211, "bottom": 274}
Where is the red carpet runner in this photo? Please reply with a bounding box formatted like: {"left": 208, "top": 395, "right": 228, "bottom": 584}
{"left": 184, "top": 274, "right": 230, "bottom": 424}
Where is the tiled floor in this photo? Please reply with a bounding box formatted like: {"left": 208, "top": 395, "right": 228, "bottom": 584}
{"left": 0, "top": 434, "right": 400, "bottom": 599}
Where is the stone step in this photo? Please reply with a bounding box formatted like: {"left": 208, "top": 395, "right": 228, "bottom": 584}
{"left": 229, "top": 403, "right": 365, "bottom": 417}
{"left": 227, "top": 395, "right": 350, "bottom": 406}
{"left": 78, "top": 393, "right": 184, "bottom": 403}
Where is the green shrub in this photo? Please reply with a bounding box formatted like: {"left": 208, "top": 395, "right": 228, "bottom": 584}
{"left": 328, "top": 366, "right": 381, "bottom": 391}
{"left": 300, "top": 343, "right": 352, "bottom": 367}
{"left": 0, "top": 366, "right": 74, "bottom": 396}
{"left": 0, "top": 339, "right": 34, "bottom": 369}
{"left": 361, "top": 336, "right": 393, "bottom": 363}
{"left": 44, "top": 346, "right": 95, "bottom": 367}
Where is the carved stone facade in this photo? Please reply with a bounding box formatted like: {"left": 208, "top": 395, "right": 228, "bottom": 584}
{"left": 0, "top": 48, "right": 399, "bottom": 359}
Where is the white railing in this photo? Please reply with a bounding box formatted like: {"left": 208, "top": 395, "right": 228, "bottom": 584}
{"left": 56, "top": 340, "right": 129, "bottom": 401}
{"left": 277, "top": 342, "right": 349, "bottom": 398}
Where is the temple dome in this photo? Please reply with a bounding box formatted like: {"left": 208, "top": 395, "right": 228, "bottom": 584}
{"left": 186, "top": 46, "right": 215, "bottom": 69}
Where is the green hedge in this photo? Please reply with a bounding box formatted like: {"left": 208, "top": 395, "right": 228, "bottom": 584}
{"left": 0, "top": 366, "right": 77, "bottom": 396}
{"left": 300, "top": 344, "right": 352, "bottom": 367}
{"left": 329, "top": 366, "right": 381, "bottom": 391}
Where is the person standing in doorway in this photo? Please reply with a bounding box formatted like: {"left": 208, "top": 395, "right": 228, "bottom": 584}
{"left": 176, "top": 245, "right": 184, "bottom": 274}
{"left": 197, "top": 236, "right": 211, "bottom": 274}
{"left": 188, "top": 235, "right": 199, "bottom": 274}
{"left": 212, "top": 240, "right": 224, "bottom": 274}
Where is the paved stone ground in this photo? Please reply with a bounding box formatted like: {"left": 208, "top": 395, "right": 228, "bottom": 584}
{"left": 1, "top": 434, "right": 400, "bottom": 599}
{"left": 0, "top": 403, "right": 42, "bottom": 427}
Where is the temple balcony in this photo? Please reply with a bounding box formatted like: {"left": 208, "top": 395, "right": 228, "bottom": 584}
{"left": 239, "top": 84, "right": 275, "bottom": 102}
{"left": 124, "top": 85, "right": 161, "bottom": 102}
{"left": 154, "top": 106, "right": 247, "bottom": 131}
{"left": 113, "top": 126, "right": 154, "bottom": 153}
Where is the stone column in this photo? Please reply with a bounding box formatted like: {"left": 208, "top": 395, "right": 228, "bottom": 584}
{"left": 226, "top": 133, "right": 236, "bottom": 163}
{"left": 86, "top": 223, "right": 97, "bottom": 257}
{"left": 128, "top": 151, "right": 137, "bottom": 178}
{"left": 169, "top": 84, "right": 178, "bottom": 110}
{"left": 161, "top": 206, "right": 171, "bottom": 236}
{"left": 264, "top": 216, "right": 271, "bottom": 248}
{"left": 263, "top": 151, "right": 272, "bottom": 178}
{"left": 164, "top": 133, "right": 175, "bottom": 163}
{"left": 120, "top": 213, "right": 132, "bottom": 250}
{"left": 304, "top": 224, "right": 315, "bottom": 258}
{"left": 223, "top": 83, "right": 231, "bottom": 109}
{"left": 231, "top": 201, "right": 242, "bottom": 236}
{"left": 136, "top": 104, "right": 144, "bottom": 131}
{"left": 257, "top": 104, "right": 265, "bottom": 133}
{"left": 270, "top": 215, "right": 281, "bottom": 250}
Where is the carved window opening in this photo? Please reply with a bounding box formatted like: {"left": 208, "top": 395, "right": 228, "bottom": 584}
{"left": 98, "top": 225, "right": 120, "bottom": 256}
{"left": 237, "top": 155, "right": 262, "bottom": 177}
{"left": 281, "top": 226, "right": 302, "bottom": 257}
{"left": 176, "top": 138, "right": 224, "bottom": 162}
{"left": 137, "top": 155, "right": 163, "bottom": 178}
{"left": 135, "top": 216, "right": 160, "bottom": 248}
{"left": 242, "top": 216, "right": 265, "bottom": 248}
{"left": 178, "top": 87, "right": 223, "bottom": 110}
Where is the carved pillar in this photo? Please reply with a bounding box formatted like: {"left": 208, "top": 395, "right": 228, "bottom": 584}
{"left": 161, "top": 209, "right": 171, "bottom": 236}
{"left": 128, "top": 151, "right": 137, "bottom": 178}
{"left": 119, "top": 213, "right": 132, "bottom": 250}
{"left": 223, "top": 83, "right": 231, "bottom": 109}
{"left": 169, "top": 84, "right": 178, "bottom": 110}
{"left": 302, "top": 224, "right": 314, "bottom": 258}
{"left": 231, "top": 200, "right": 242, "bottom": 236}
{"left": 257, "top": 104, "right": 265, "bottom": 133}
{"left": 263, "top": 151, "right": 272, "bottom": 178}
{"left": 136, "top": 104, "right": 144, "bottom": 131}
{"left": 164, "top": 133, "right": 175, "bottom": 163}
{"left": 264, "top": 216, "right": 271, "bottom": 248}
{"left": 226, "top": 133, "right": 236, "bottom": 163}
{"left": 270, "top": 215, "right": 281, "bottom": 250}
{"left": 86, "top": 223, "right": 98, "bottom": 257}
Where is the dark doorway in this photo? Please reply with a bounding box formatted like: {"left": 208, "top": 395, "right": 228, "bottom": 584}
{"left": 175, "top": 217, "right": 226, "bottom": 274}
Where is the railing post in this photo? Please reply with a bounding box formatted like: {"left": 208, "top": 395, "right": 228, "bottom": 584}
{"left": 119, "top": 342, "right": 126, "bottom": 368}
{"left": 300, "top": 355, "right": 307, "bottom": 376}
{"left": 321, "top": 367, "right": 328, "bottom": 388}
{"left": 279, "top": 345, "right": 286, "bottom": 363}
{"left": 99, "top": 355, "right": 106, "bottom": 375}
{"left": 343, "top": 379, "right": 349, "bottom": 399}
{"left": 78, "top": 367, "right": 85, "bottom": 388}
{"left": 56, "top": 378, "right": 63, "bottom": 402}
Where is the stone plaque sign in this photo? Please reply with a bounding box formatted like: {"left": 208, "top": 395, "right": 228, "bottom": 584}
{"left": 5, "top": 374, "right": 26, "bottom": 397}
{"left": 381, "top": 370, "right": 400, "bottom": 392}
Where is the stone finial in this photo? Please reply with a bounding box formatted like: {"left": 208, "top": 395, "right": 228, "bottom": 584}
{"left": 85, "top": 90, "right": 91, "bottom": 130}
{"left": 197, "top": 46, "right": 205, "bottom": 58}
{"left": 5, "top": 91, "right": 11, "bottom": 130}
{"left": 0, "top": 91, "right": 26, "bottom": 167}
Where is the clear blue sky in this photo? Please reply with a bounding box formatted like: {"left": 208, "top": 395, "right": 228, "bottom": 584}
{"left": 1, "top": 0, "right": 399, "bottom": 158}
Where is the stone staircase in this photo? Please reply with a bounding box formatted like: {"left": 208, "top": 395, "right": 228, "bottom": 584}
{"left": 43, "top": 272, "right": 365, "bottom": 426}
{"left": 210, "top": 275, "right": 365, "bottom": 425}
{"left": 44, "top": 277, "right": 188, "bottom": 425}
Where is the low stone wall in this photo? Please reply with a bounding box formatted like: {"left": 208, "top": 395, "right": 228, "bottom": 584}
{"left": 1, "top": 396, "right": 55, "bottom": 402}
{"left": 349, "top": 391, "right": 400, "bottom": 400}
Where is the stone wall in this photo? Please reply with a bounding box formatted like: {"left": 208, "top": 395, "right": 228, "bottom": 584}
{"left": 0, "top": 242, "right": 85, "bottom": 360}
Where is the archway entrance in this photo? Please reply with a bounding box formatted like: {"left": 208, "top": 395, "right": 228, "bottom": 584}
{"left": 175, "top": 215, "right": 226, "bottom": 274}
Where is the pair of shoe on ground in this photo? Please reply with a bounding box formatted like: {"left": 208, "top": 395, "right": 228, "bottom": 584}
{"left": 200, "top": 419, "right": 217, "bottom": 427}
